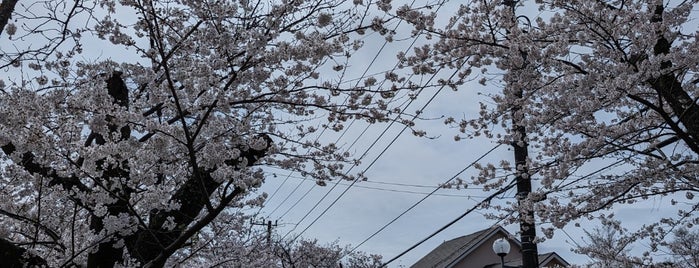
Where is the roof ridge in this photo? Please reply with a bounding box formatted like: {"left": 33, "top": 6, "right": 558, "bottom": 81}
{"left": 434, "top": 225, "right": 503, "bottom": 267}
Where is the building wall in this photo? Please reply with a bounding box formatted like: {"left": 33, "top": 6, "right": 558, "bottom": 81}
{"left": 450, "top": 235, "right": 521, "bottom": 268}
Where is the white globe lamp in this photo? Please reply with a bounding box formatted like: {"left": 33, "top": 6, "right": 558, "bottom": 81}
{"left": 492, "top": 237, "right": 511, "bottom": 267}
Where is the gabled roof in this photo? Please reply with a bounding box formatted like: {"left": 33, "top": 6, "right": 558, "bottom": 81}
{"left": 538, "top": 252, "right": 570, "bottom": 267}
{"left": 411, "top": 225, "right": 520, "bottom": 268}
{"left": 484, "top": 252, "right": 571, "bottom": 267}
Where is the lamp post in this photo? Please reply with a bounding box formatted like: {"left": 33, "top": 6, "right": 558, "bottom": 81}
{"left": 492, "top": 238, "right": 522, "bottom": 268}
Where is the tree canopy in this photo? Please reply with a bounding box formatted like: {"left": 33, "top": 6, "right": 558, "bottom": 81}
{"left": 0, "top": 0, "right": 401, "bottom": 266}
{"left": 3, "top": 0, "right": 699, "bottom": 266}
{"left": 393, "top": 0, "right": 699, "bottom": 261}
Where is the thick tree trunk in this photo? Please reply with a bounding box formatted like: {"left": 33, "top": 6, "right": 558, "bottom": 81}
{"left": 125, "top": 143, "right": 268, "bottom": 265}
{"left": 0, "top": 237, "right": 48, "bottom": 267}
{"left": 0, "top": 0, "right": 19, "bottom": 37}
{"left": 649, "top": 4, "right": 699, "bottom": 153}
{"left": 1, "top": 69, "right": 272, "bottom": 268}
{"left": 85, "top": 72, "right": 132, "bottom": 268}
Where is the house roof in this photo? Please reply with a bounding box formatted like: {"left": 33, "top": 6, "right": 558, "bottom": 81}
{"left": 538, "top": 252, "right": 570, "bottom": 267}
{"left": 411, "top": 225, "right": 520, "bottom": 268}
{"left": 483, "top": 252, "right": 570, "bottom": 267}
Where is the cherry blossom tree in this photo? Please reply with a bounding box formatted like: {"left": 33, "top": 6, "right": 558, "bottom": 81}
{"left": 664, "top": 227, "right": 699, "bottom": 268}
{"left": 573, "top": 220, "right": 644, "bottom": 267}
{"left": 156, "top": 221, "right": 382, "bottom": 267}
{"left": 392, "top": 0, "right": 699, "bottom": 257}
{"left": 273, "top": 238, "right": 382, "bottom": 268}
{"left": 574, "top": 222, "right": 699, "bottom": 267}
{"left": 0, "top": 0, "right": 403, "bottom": 266}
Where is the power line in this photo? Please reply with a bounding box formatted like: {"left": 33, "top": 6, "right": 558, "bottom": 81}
{"left": 261, "top": 167, "right": 496, "bottom": 189}
{"left": 266, "top": 174, "right": 309, "bottom": 217}
{"left": 283, "top": 0, "right": 464, "bottom": 240}
{"left": 347, "top": 143, "right": 503, "bottom": 253}
{"left": 276, "top": 183, "right": 317, "bottom": 220}
{"left": 379, "top": 179, "right": 518, "bottom": 267}
{"left": 560, "top": 227, "right": 596, "bottom": 263}
{"left": 282, "top": 0, "right": 478, "bottom": 241}
{"left": 337, "top": 1, "right": 511, "bottom": 261}
{"left": 261, "top": 171, "right": 500, "bottom": 198}
{"left": 364, "top": 179, "right": 465, "bottom": 189}
{"left": 258, "top": 1, "right": 417, "bottom": 223}
{"left": 273, "top": 100, "right": 400, "bottom": 233}
{"left": 257, "top": 6, "right": 398, "bottom": 216}
{"left": 372, "top": 143, "right": 661, "bottom": 266}
{"left": 280, "top": 107, "right": 401, "bottom": 239}
{"left": 263, "top": 174, "right": 292, "bottom": 212}
{"left": 276, "top": 1, "right": 431, "bottom": 233}
{"left": 379, "top": 108, "right": 668, "bottom": 267}
{"left": 286, "top": 60, "right": 464, "bottom": 242}
{"left": 372, "top": 139, "right": 671, "bottom": 265}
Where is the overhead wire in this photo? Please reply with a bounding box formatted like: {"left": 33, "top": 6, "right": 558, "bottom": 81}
{"left": 346, "top": 143, "right": 503, "bottom": 254}
{"left": 340, "top": 1, "right": 501, "bottom": 259}
{"left": 262, "top": 174, "right": 292, "bottom": 213}
{"left": 261, "top": 171, "right": 500, "bottom": 198}
{"left": 273, "top": 0, "right": 431, "bottom": 228}
{"left": 259, "top": 2, "right": 406, "bottom": 219}
{"left": 373, "top": 149, "right": 651, "bottom": 264}
{"left": 262, "top": 166, "right": 498, "bottom": 190}
{"left": 379, "top": 179, "right": 518, "bottom": 267}
{"left": 277, "top": 182, "right": 316, "bottom": 220}
{"left": 266, "top": 175, "right": 307, "bottom": 216}
{"left": 560, "top": 227, "right": 595, "bottom": 263}
{"left": 330, "top": 0, "right": 518, "bottom": 262}
{"left": 281, "top": 0, "right": 466, "bottom": 242}
{"left": 280, "top": 106, "right": 402, "bottom": 239}
{"left": 339, "top": 0, "right": 694, "bottom": 264}
{"left": 286, "top": 54, "right": 466, "bottom": 242}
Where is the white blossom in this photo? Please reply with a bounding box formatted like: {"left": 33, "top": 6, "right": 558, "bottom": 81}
{"left": 0, "top": 0, "right": 401, "bottom": 266}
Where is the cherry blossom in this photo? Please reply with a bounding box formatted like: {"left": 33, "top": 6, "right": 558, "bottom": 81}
{"left": 0, "top": 0, "right": 401, "bottom": 266}
{"left": 395, "top": 0, "right": 699, "bottom": 259}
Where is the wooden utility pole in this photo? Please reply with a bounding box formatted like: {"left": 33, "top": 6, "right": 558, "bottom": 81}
{"left": 251, "top": 218, "right": 278, "bottom": 246}
{"left": 503, "top": 1, "right": 539, "bottom": 267}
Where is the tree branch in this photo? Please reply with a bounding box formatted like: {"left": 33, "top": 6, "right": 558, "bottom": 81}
{"left": 0, "top": 236, "right": 48, "bottom": 267}
{"left": 125, "top": 134, "right": 272, "bottom": 265}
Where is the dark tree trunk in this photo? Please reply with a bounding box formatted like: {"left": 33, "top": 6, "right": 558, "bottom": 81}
{"left": 649, "top": 5, "right": 699, "bottom": 153}
{"left": 85, "top": 72, "right": 132, "bottom": 268}
{"left": 0, "top": 0, "right": 19, "bottom": 37}
{"left": 0, "top": 68, "right": 271, "bottom": 268}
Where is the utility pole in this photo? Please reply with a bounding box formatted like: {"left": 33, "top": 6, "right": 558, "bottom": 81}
{"left": 512, "top": 95, "right": 539, "bottom": 268}
{"left": 251, "top": 218, "right": 278, "bottom": 246}
{"left": 503, "top": 1, "right": 539, "bottom": 267}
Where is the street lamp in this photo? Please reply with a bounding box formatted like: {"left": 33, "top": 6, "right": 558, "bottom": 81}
{"left": 492, "top": 238, "right": 511, "bottom": 268}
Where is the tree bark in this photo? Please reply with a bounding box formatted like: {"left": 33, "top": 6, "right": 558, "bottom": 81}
{"left": 125, "top": 141, "right": 270, "bottom": 265}
{"left": 0, "top": 236, "right": 48, "bottom": 268}
{"left": 0, "top": 0, "right": 19, "bottom": 37}
{"left": 85, "top": 72, "right": 132, "bottom": 268}
{"left": 1, "top": 72, "right": 271, "bottom": 267}
{"left": 648, "top": 4, "right": 699, "bottom": 153}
